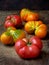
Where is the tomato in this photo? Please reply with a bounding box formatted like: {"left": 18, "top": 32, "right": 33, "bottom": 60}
{"left": 24, "top": 21, "right": 35, "bottom": 33}
{"left": 29, "top": 36, "right": 43, "bottom": 49}
{"left": 35, "top": 24, "right": 47, "bottom": 38}
{"left": 4, "top": 20, "right": 15, "bottom": 28}
{"left": 20, "top": 8, "right": 39, "bottom": 21}
{"left": 5, "top": 15, "right": 22, "bottom": 28}
{"left": 22, "top": 38, "right": 28, "bottom": 43}
{"left": 20, "top": 8, "right": 27, "bottom": 21}
{"left": 6, "top": 15, "right": 11, "bottom": 20}
{"left": 15, "top": 36, "right": 43, "bottom": 58}
{"left": 35, "top": 21, "right": 43, "bottom": 28}
{"left": 20, "top": 8, "right": 31, "bottom": 21}
{"left": 24, "top": 21, "right": 47, "bottom": 38}
{"left": 9, "top": 29, "right": 26, "bottom": 42}
{"left": 26, "top": 13, "right": 39, "bottom": 21}
{"left": 1, "top": 31, "right": 13, "bottom": 45}
{"left": 7, "top": 26, "right": 16, "bottom": 31}
{"left": 11, "top": 15, "right": 22, "bottom": 26}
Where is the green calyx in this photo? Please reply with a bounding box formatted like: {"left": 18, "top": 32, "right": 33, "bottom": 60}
{"left": 27, "top": 42, "right": 31, "bottom": 46}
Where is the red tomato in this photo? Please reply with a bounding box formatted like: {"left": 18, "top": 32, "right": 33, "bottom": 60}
{"left": 29, "top": 36, "right": 43, "bottom": 49}
{"left": 15, "top": 36, "right": 43, "bottom": 58}
{"left": 5, "top": 15, "right": 22, "bottom": 27}
{"left": 4, "top": 20, "right": 15, "bottom": 28}
{"left": 11, "top": 15, "right": 22, "bottom": 26}
{"left": 6, "top": 15, "right": 11, "bottom": 20}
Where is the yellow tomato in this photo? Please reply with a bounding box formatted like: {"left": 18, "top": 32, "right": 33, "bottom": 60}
{"left": 1, "top": 31, "right": 13, "bottom": 45}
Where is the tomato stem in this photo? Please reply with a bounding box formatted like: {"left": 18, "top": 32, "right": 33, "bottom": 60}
{"left": 27, "top": 42, "right": 31, "bottom": 46}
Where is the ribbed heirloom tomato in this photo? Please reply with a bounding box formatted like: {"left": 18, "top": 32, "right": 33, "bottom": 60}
{"left": 1, "top": 31, "right": 13, "bottom": 45}
{"left": 5, "top": 15, "right": 22, "bottom": 28}
{"left": 24, "top": 21, "right": 47, "bottom": 38}
{"left": 9, "top": 29, "right": 26, "bottom": 42}
{"left": 7, "top": 26, "right": 16, "bottom": 31}
{"left": 26, "top": 12, "right": 39, "bottom": 21}
{"left": 20, "top": 8, "right": 39, "bottom": 21}
{"left": 15, "top": 36, "right": 43, "bottom": 59}
{"left": 4, "top": 20, "right": 15, "bottom": 28}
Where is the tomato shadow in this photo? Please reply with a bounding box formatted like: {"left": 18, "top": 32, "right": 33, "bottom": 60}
{"left": 2, "top": 51, "right": 49, "bottom": 65}
{"left": 4, "top": 43, "right": 15, "bottom": 47}
{"left": 42, "top": 32, "right": 49, "bottom": 40}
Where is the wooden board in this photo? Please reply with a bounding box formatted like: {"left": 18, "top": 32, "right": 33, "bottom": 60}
{"left": 0, "top": 11, "right": 49, "bottom": 65}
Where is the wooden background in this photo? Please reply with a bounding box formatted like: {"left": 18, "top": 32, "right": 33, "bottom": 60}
{"left": 0, "top": 11, "right": 49, "bottom": 65}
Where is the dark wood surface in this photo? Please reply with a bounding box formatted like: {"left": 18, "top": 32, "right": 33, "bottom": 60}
{"left": 0, "top": 11, "right": 49, "bottom": 65}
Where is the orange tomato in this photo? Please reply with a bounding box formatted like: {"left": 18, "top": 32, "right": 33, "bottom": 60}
{"left": 35, "top": 21, "right": 43, "bottom": 29}
{"left": 20, "top": 8, "right": 30, "bottom": 21}
{"left": 26, "top": 13, "right": 39, "bottom": 21}
{"left": 1, "top": 31, "right": 13, "bottom": 45}
{"left": 24, "top": 21, "right": 47, "bottom": 38}
{"left": 35, "top": 24, "right": 47, "bottom": 38}
{"left": 20, "top": 8, "right": 39, "bottom": 21}
{"left": 24, "top": 21, "right": 35, "bottom": 33}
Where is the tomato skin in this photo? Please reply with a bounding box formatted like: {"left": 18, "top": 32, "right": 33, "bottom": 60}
{"left": 5, "top": 15, "right": 22, "bottom": 28}
{"left": 6, "top": 15, "right": 11, "bottom": 20}
{"left": 4, "top": 20, "right": 15, "bottom": 28}
{"left": 9, "top": 29, "right": 26, "bottom": 43}
{"left": 26, "top": 13, "right": 39, "bottom": 21}
{"left": 7, "top": 26, "right": 16, "bottom": 31}
{"left": 24, "top": 21, "right": 47, "bottom": 38}
{"left": 20, "top": 8, "right": 30, "bottom": 21}
{"left": 18, "top": 45, "right": 40, "bottom": 58}
{"left": 11, "top": 15, "right": 22, "bottom": 26}
{"left": 1, "top": 32, "right": 13, "bottom": 45}
{"left": 35, "top": 24, "right": 47, "bottom": 38}
{"left": 29, "top": 36, "right": 43, "bottom": 50}
{"left": 24, "top": 21, "right": 35, "bottom": 33}
{"left": 22, "top": 38, "right": 28, "bottom": 43}
{"left": 15, "top": 36, "right": 43, "bottom": 58}
{"left": 15, "top": 40, "right": 26, "bottom": 53}
{"left": 20, "top": 8, "right": 39, "bottom": 21}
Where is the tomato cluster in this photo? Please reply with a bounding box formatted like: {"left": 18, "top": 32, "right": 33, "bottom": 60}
{"left": 0, "top": 8, "right": 47, "bottom": 59}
